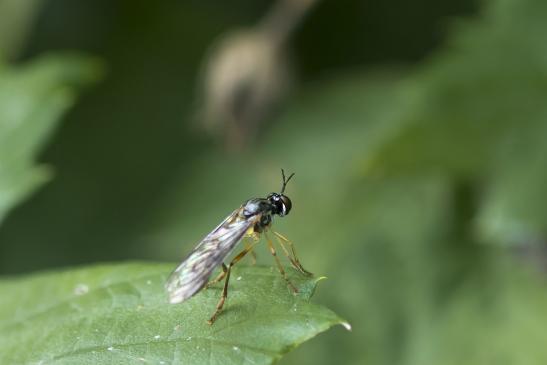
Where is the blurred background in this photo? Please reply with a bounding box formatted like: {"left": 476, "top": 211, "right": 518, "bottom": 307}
{"left": 2, "top": 0, "right": 547, "bottom": 364}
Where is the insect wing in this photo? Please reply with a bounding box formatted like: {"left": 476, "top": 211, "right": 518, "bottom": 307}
{"left": 165, "top": 208, "right": 258, "bottom": 304}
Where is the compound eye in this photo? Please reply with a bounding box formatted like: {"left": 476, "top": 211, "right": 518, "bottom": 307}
{"left": 279, "top": 195, "right": 292, "bottom": 216}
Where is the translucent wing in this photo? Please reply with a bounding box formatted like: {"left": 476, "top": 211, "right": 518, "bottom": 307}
{"left": 165, "top": 208, "right": 259, "bottom": 304}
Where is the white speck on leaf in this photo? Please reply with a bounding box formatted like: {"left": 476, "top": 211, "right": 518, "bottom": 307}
{"left": 107, "top": 346, "right": 114, "bottom": 351}
{"left": 73, "top": 283, "right": 89, "bottom": 295}
{"left": 146, "top": 280, "right": 152, "bottom": 285}
{"left": 186, "top": 336, "right": 192, "bottom": 341}
{"left": 154, "top": 335, "right": 161, "bottom": 339}
{"left": 233, "top": 346, "right": 240, "bottom": 351}
{"left": 236, "top": 276, "right": 242, "bottom": 281}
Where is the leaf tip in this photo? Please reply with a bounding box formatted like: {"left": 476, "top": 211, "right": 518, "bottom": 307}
{"left": 315, "top": 276, "right": 328, "bottom": 285}
{"left": 340, "top": 321, "right": 352, "bottom": 332}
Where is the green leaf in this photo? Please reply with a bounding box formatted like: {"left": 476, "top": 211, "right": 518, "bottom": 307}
{"left": 356, "top": 0, "right": 547, "bottom": 246}
{"left": 362, "top": 0, "right": 547, "bottom": 178}
{"left": 0, "top": 54, "right": 102, "bottom": 225}
{"left": 0, "top": 263, "right": 346, "bottom": 365}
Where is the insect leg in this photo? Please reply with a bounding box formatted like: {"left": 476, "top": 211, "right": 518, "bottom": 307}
{"left": 207, "top": 245, "right": 255, "bottom": 325}
{"left": 207, "top": 265, "right": 231, "bottom": 325}
{"left": 265, "top": 232, "right": 299, "bottom": 293}
{"left": 244, "top": 239, "right": 257, "bottom": 265}
{"left": 273, "top": 231, "right": 312, "bottom": 276}
{"left": 205, "top": 263, "right": 228, "bottom": 289}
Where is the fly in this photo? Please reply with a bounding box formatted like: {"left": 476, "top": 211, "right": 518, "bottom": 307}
{"left": 165, "top": 169, "right": 311, "bottom": 324}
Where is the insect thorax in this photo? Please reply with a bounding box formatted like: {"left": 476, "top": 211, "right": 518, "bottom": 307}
{"left": 254, "top": 214, "right": 272, "bottom": 233}
{"left": 242, "top": 198, "right": 272, "bottom": 217}
{"left": 242, "top": 198, "right": 273, "bottom": 233}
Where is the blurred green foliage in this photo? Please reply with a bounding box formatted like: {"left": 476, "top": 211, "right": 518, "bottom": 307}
{"left": 1, "top": 0, "right": 547, "bottom": 364}
{"left": 0, "top": 0, "right": 43, "bottom": 60}
{"left": 0, "top": 54, "right": 101, "bottom": 224}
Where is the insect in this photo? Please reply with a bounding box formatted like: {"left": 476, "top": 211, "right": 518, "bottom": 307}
{"left": 165, "top": 169, "right": 311, "bottom": 324}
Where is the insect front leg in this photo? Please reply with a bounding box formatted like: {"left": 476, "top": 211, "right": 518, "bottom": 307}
{"left": 265, "top": 232, "right": 299, "bottom": 294}
{"left": 273, "top": 231, "right": 312, "bottom": 276}
{"left": 207, "top": 245, "right": 254, "bottom": 325}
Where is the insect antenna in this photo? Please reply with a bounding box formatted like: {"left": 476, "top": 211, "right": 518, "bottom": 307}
{"left": 280, "top": 169, "right": 295, "bottom": 194}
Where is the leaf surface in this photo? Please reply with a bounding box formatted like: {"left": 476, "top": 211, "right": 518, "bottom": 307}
{"left": 0, "top": 263, "right": 346, "bottom": 365}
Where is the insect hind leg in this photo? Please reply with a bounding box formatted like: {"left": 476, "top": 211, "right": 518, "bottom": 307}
{"left": 205, "top": 263, "right": 228, "bottom": 289}
{"left": 272, "top": 231, "right": 312, "bottom": 276}
{"left": 207, "top": 245, "right": 255, "bottom": 325}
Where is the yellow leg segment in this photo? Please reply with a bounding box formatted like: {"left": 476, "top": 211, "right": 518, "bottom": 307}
{"left": 207, "top": 244, "right": 255, "bottom": 325}
{"left": 273, "top": 231, "right": 312, "bottom": 276}
{"left": 265, "top": 232, "right": 299, "bottom": 293}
